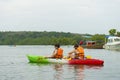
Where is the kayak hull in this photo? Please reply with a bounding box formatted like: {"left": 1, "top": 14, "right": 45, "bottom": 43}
{"left": 69, "top": 59, "right": 104, "bottom": 65}
{"left": 27, "top": 55, "right": 104, "bottom": 65}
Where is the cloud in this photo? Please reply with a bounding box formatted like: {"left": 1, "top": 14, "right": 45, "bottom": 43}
{"left": 0, "top": 0, "right": 120, "bottom": 34}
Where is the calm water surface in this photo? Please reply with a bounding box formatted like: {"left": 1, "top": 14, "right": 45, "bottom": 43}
{"left": 0, "top": 45, "right": 120, "bottom": 80}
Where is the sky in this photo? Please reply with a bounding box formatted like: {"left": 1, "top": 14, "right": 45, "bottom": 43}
{"left": 0, "top": 0, "right": 120, "bottom": 34}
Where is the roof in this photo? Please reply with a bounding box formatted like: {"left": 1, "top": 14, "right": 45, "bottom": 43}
{"left": 108, "top": 36, "right": 120, "bottom": 39}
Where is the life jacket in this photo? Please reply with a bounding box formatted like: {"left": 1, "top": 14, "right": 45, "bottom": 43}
{"left": 75, "top": 46, "right": 84, "bottom": 59}
{"left": 54, "top": 48, "right": 63, "bottom": 59}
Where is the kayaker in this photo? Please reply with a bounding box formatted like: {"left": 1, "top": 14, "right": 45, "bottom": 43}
{"left": 67, "top": 44, "right": 85, "bottom": 59}
{"left": 50, "top": 44, "right": 63, "bottom": 59}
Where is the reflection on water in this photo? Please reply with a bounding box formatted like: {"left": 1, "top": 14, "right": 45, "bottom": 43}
{"left": 67, "top": 65, "right": 103, "bottom": 80}
{"left": 28, "top": 63, "right": 103, "bottom": 80}
{"left": 68, "top": 65, "right": 85, "bottom": 80}
{"left": 53, "top": 64, "right": 63, "bottom": 80}
{"left": 85, "top": 65, "right": 104, "bottom": 69}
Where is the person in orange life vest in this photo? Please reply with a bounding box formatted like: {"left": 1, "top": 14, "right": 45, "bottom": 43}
{"left": 67, "top": 44, "right": 85, "bottom": 59}
{"left": 51, "top": 44, "right": 63, "bottom": 59}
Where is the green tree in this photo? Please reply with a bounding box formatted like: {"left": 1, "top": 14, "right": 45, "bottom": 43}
{"left": 117, "top": 31, "right": 120, "bottom": 37}
{"left": 109, "top": 29, "right": 116, "bottom": 36}
{"left": 91, "top": 34, "right": 105, "bottom": 45}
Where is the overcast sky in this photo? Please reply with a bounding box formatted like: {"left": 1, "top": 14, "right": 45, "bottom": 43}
{"left": 0, "top": 0, "right": 120, "bottom": 34}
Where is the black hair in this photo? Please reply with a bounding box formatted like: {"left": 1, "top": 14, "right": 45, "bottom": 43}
{"left": 74, "top": 44, "right": 79, "bottom": 47}
{"left": 54, "top": 44, "right": 60, "bottom": 48}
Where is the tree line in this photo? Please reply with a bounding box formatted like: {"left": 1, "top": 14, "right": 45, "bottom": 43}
{"left": 0, "top": 31, "right": 105, "bottom": 45}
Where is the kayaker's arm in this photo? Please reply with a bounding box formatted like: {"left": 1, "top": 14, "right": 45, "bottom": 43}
{"left": 51, "top": 49, "right": 57, "bottom": 57}
{"left": 67, "top": 50, "right": 75, "bottom": 58}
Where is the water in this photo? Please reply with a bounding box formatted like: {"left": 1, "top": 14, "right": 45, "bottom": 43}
{"left": 0, "top": 45, "right": 120, "bottom": 80}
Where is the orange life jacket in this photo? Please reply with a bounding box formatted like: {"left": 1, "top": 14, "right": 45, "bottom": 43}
{"left": 54, "top": 48, "right": 63, "bottom": 59}
{"left": 75, "top": 46, "right": 84, "bottom": 59}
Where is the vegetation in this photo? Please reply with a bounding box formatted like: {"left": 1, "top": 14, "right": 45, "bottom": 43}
{"left": 90, "top": 34, "right": 105, "bottom": 45}
{"left": 0, "top": 31, "right": 106, "bottom": 45}
{"left": 109, "top": 29, "right": 120, "bottom": 36}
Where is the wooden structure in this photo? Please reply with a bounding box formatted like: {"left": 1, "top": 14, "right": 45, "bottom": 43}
{"left": 81, "top": 41, "right": 103, "bottom": 49}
